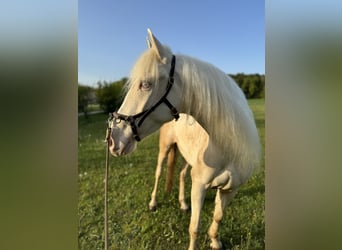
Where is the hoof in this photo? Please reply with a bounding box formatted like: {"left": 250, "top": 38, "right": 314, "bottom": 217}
{"left": 149, "top": 205, "right": 157, "bottom": 212}
{"left": 180, "top": 204, "right": 191, "bottom": 214}
{"left": 210, "top": 241, "right": 224, "bottom": 250}
{"left": 211, "top": 246, "right": 224, "bottom": 250}
{"left": 180, "top": 207, "right": 190, "bottom": 213}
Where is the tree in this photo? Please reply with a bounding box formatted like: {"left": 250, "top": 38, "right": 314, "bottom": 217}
{"left": 229, "top": 73, "right": 265, "bottom": 99}
{"left": 78, "top": 84, "right": 94, "bottom": 118}
{"left": 96, "top": 78, "right": 126, "bottom": 113}
{"left": 258, "top": 75, "right": 265, "bottom": 98}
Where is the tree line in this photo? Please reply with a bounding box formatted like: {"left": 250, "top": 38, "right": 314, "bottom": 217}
{"left": 78, "top": 73, "right": 264, "bottom": 116}
{"left": 229, "top": 73, "right": 265, "bottom": 99}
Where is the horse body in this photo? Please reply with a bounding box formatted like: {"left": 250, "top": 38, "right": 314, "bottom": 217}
{"left": 171, "top": 114, "right": 246, "bottom": 189}
{"left": 149, "top": 114, "right": 245, "bottom": 206}
{"left": 110, "top": 29, "right": 261, "bottom": 250}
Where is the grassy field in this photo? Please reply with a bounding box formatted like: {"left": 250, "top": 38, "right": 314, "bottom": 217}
{"left": 78, "top": 98, "right": 265, "bottom": 250}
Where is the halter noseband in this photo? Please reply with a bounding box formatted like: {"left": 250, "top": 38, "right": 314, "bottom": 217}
{"left": 109, "top": 55, "right": 179, "bottom": 141}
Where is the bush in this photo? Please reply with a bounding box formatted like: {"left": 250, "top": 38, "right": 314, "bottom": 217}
{"left": 229, "top": 73, "right": 265, "bottom": 99}
{"left": 78, "top": 84, "right": 94, "bottom": 117}
{"left": 96, "top": 78, "right": 126, "bottom": 113}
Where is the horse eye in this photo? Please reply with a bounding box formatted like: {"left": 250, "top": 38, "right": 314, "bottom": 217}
{"left": 140, "top": 81, "right": 152, "bottom": 91}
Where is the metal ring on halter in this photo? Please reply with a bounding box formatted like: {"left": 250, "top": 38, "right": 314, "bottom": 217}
{"left": 111, "top": 55, "right": 179, "bottom": 142}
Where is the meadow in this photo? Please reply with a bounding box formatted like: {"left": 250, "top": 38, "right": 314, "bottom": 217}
{"left": 78, "top": 98, "right": 264, "bottom": 250}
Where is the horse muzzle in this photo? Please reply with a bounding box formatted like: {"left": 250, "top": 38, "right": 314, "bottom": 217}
{"left": 109, "top": 135, "right": 137, "bottom": 157}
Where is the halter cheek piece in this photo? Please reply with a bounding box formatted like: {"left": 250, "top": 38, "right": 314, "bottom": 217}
{"left": 109, "top": 55, "right": 179, "bottom": 141}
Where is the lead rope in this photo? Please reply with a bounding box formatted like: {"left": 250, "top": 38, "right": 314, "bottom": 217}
{"left": 104, "top": 127, "right": 111, "bottom": 250}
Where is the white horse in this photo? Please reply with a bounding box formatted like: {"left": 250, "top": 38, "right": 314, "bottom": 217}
{"left": 109, "top": 29, "right": 261, "bottom": 250}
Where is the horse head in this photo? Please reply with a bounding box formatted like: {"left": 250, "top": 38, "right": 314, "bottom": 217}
{"left": 109, "top": 29, "right": 182, "bottom": 156}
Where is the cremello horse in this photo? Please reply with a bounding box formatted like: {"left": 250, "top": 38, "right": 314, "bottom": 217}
{"left": 109, "top": 29, "right": 260, "bottom": 250}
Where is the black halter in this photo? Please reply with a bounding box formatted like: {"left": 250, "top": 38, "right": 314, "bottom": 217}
{"left": 109, "top": 55, "right": 179, "bottom": 141}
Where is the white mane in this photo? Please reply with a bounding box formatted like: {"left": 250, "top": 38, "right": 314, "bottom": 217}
{"left": 177, "top": 55, "right": 261, "bottom": 171}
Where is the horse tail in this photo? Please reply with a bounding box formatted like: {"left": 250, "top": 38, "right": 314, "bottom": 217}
{"left": 165, "top": 143, "right": 178, "bottom": 193}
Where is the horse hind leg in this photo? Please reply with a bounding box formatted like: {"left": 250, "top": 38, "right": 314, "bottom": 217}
{"left": 208, "top": 189, "right": 237, "bottom": 250}
{"left": 165, "top": 143, "right": 177, "bottom": 193}
{"left": 179, "top": 162, "right": 189, "bottom": 212}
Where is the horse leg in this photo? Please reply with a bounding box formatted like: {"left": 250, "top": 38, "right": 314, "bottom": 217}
{"left": 179, "top": 162, "right": 189, "bottom": 212}
{"left": 165, "top": 143, "right": 177, "bottom": 193}
{"left": 149, "top": 144, "right": 169, "bottom": 211}
{"left": 188, "top": 180, "right": 206, "bottom": 250}
{"left": 208, "top": 189, "right": 237, "bottom": 250}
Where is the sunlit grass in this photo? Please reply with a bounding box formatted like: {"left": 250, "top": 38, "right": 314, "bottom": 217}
{"left": 78, "top": 99, "right": 265, "bottom": 249}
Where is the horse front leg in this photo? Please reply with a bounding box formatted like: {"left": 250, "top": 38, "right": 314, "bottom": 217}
{"left": 208, "top": 189, "right": 237, "bottom": 250}
{"left": 149, "top": 146, "right": 168, "bottom": 211}
{"left": 188, "top": 180, "right": 206, "bottom": 250}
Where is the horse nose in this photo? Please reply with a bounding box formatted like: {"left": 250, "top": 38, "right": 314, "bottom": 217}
{"left": 109, "top": 145, "right": 120, "bottom": 157}
{"left": 109, "top": 137, "right": 122, "bottom": 157}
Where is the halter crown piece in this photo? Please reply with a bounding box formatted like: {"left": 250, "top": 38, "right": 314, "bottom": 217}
{"left": 109, "top": 55, "right": 179, "bottom": 141}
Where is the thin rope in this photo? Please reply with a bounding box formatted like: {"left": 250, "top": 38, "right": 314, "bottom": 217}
{"left": 104, "top": 127, "right": 111, "bottom": 250}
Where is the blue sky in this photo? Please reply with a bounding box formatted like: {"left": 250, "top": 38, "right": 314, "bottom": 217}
{"left": 79, "top": 0, "right": 264, "bottom": 86}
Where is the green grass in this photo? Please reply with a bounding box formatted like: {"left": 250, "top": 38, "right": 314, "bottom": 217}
{"left": 78, "top": 99, "right": 265, "bottom": 250}
{"left": 87, "top": 103, "right": 102, "bottom": 112}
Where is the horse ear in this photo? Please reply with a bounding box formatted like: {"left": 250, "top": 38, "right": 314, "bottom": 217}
{"left": 146, "top": 37, "right": 152, "bottom": 48}
{"left": 147, "top": 28, "right": 167, "bottom": 63}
